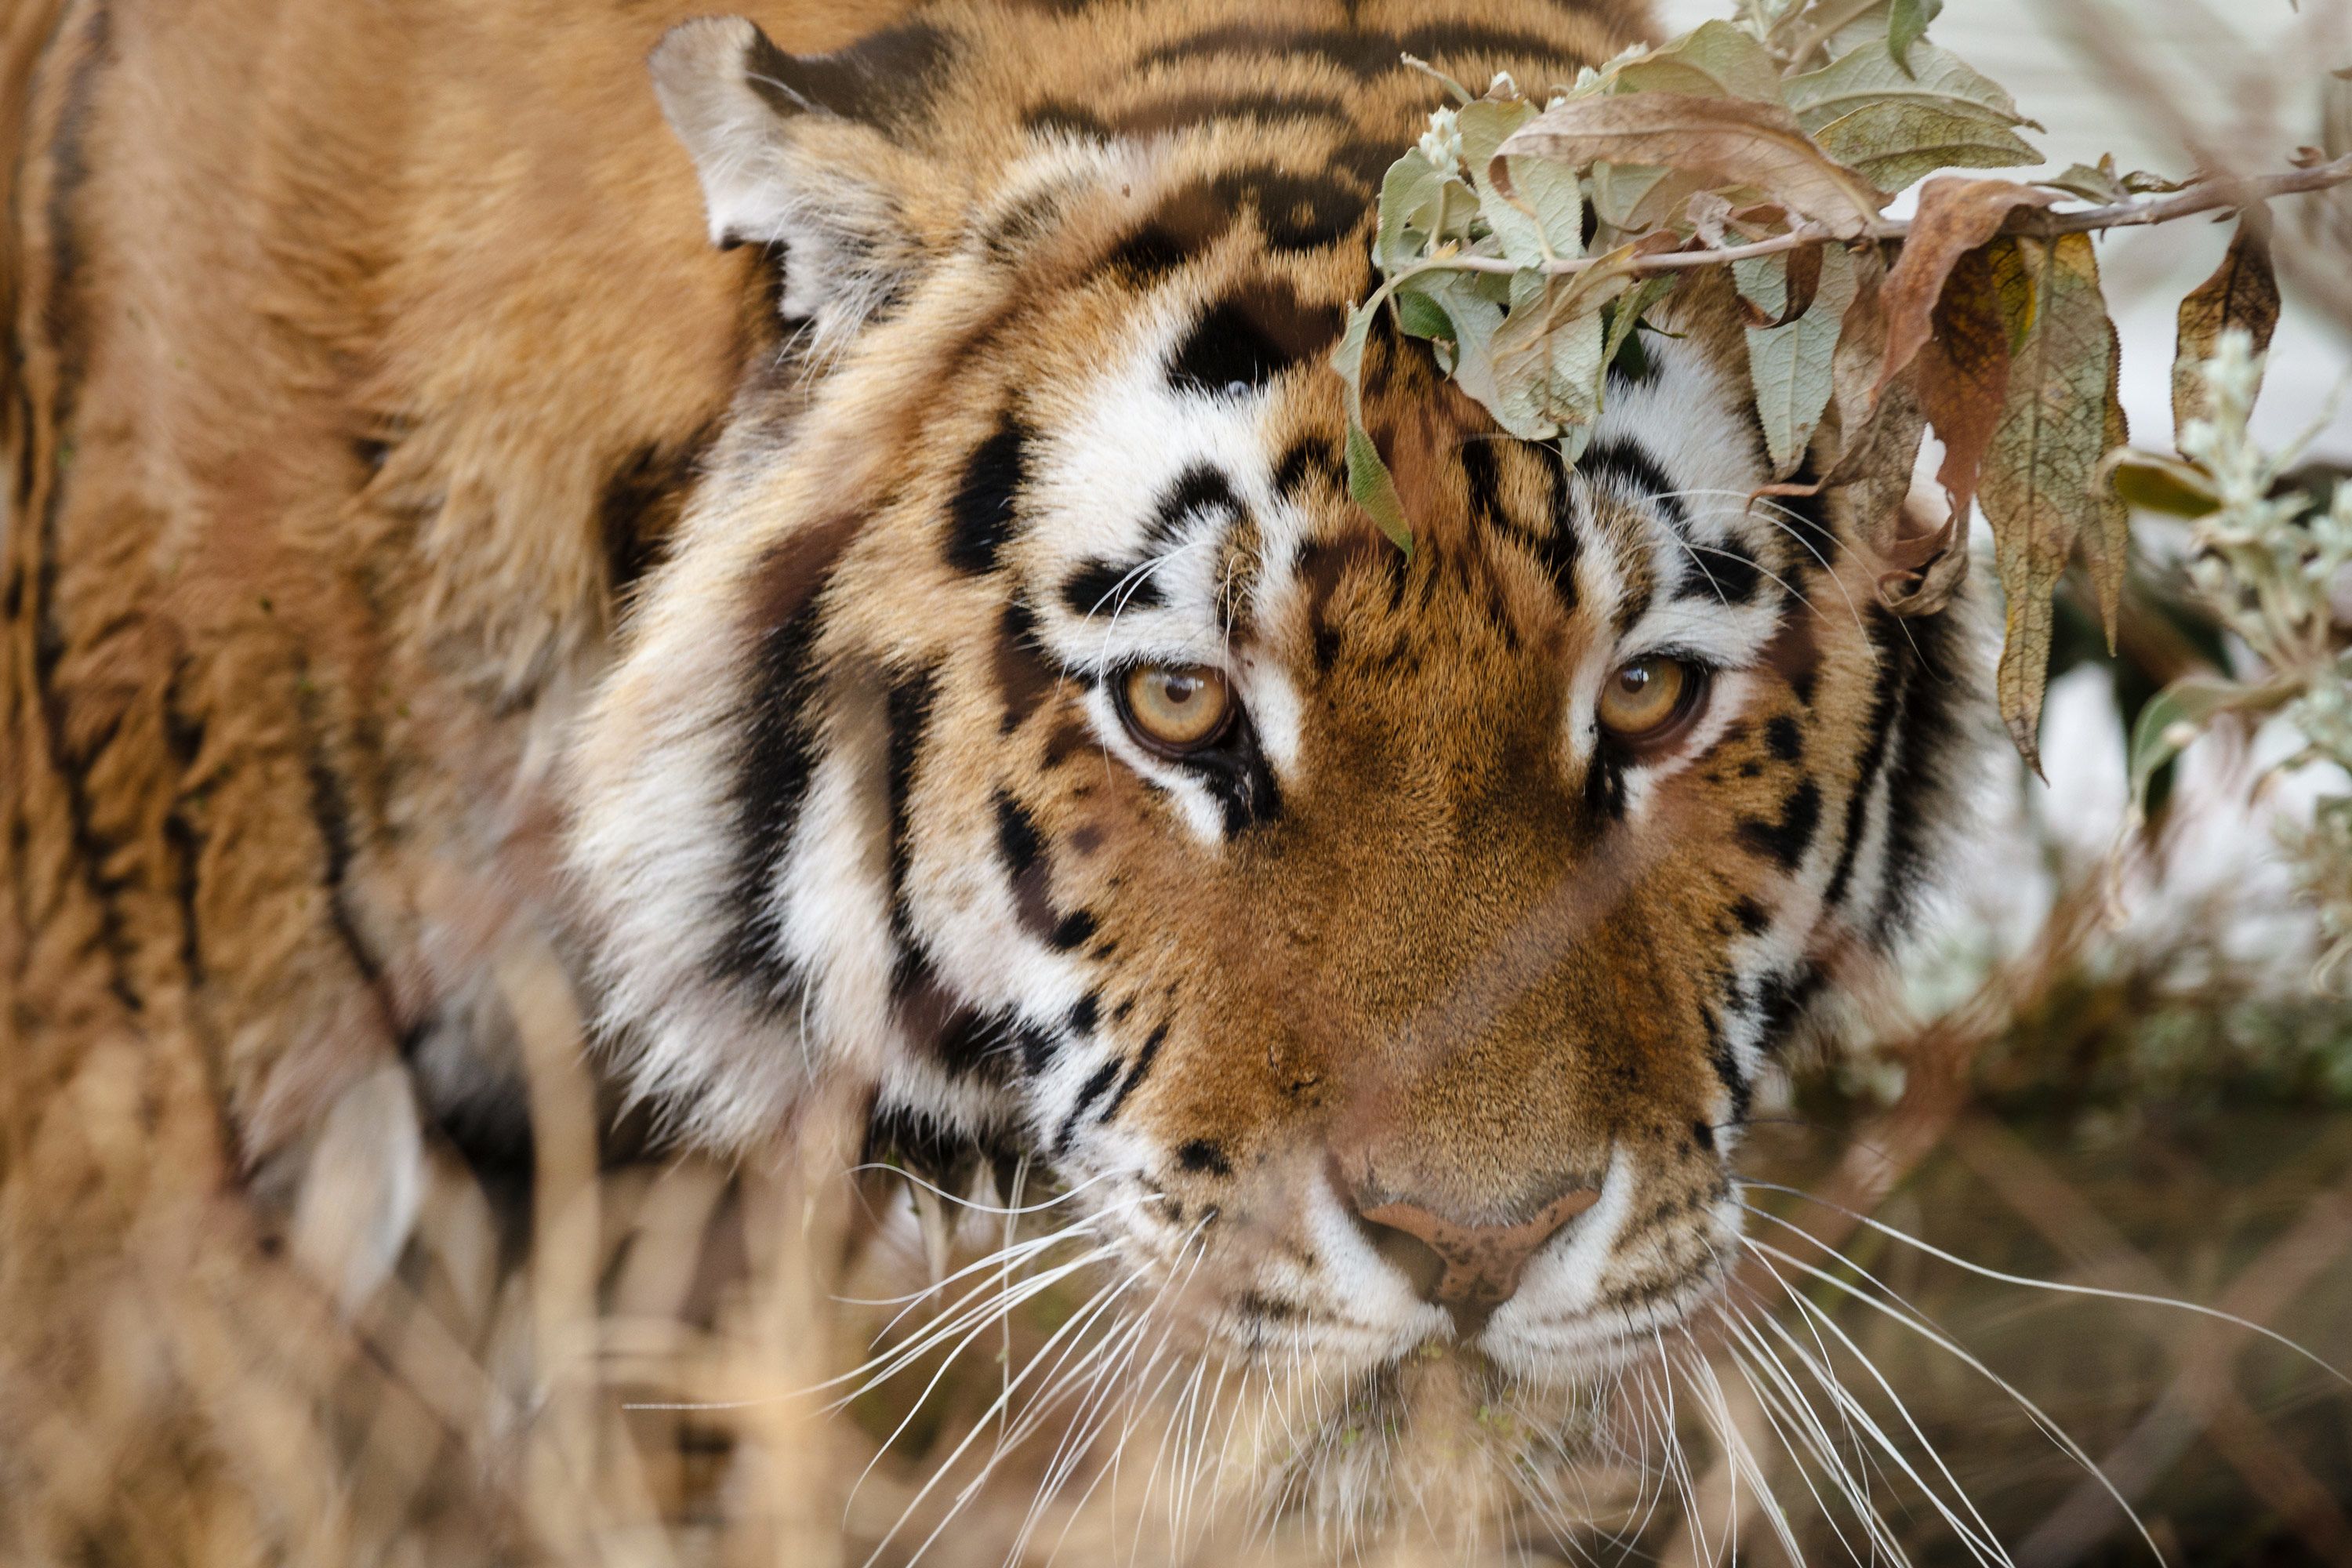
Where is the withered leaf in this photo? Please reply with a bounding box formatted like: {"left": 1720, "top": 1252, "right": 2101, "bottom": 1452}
{"left": 2171, "top": 219, "right": 2280, "bottom": 437}
{"left": 1912, "top": 237, "right": 2018, "bottom": 522}
{"left": 1873, "top": 176, "right": 2057, "bottom": 401}
{"left": 1735, "top": 241, "right": 1826, "bottom": 329}
{"left": 1497, "top": 93, "right": 1892, "bottom": 240}
{"left": 1810, "top": 100, "right": 2042, "bottom": 192}
{"left": 1976, "top": 232, "right": 2123, "bottom": 773}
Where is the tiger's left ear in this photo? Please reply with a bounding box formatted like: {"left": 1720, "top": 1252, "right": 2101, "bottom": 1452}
{"left": 649, "top": 16, "right": 952, "bottom": 339}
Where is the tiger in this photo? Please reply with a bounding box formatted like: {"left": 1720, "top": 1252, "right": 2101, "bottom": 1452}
{"left": 1, "top": 0, "right": 1976, "bottom": 1552}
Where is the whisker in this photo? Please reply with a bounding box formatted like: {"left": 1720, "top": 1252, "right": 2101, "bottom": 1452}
{"left": 1740, "top": 1185, "right": 2352, "bottom": 1392}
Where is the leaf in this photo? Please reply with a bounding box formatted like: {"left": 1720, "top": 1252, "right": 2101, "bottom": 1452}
{"left": 1603, "top": 274, "right": 1679, "bottom": 376}
{"left": 1420, "top": 270, "right": 1545, "bottom": 437}
{"left": 1888, "top": 0, "right": 1944, "bottom": 73}
{"left": 1878, "top": 495, "right": 1969, "bottom": 616}
{"left": 1783, "top": 40, "right": 2027, "bottom": 136}
{"left": 1483, "top": 277, "right": 1604, "bottom": 440}
{"left": 1334, "top": 298, "right": 1411, "bottom": 553}
{"left": 2172, "top": 219, "right": 2281, "bottom": 437}
{"left": 1739, "top": 243, "right": 1861, "bottom": 476}
{"left": 1395, "top": 287, "right": 1455, "bottom": 342}
{"left": 1685, "top": 189, "right": 1735, "bottom": 246}
{"left": 1912, "top": 238, "right": 2018, "bottom": 521}
{"left": 1497, "top": 93, "right": 1892, "bottom": 240}
{"left": 1809, "top": 100, "right": 2041, "bottom": 191}
{"left": 1976, "top": 232, "right": 2122, "bottom": 774}
{"left": 1459, "top": 100, "right": 1581, "bottom": 267}
{"left": 1872, "top": 176, "right": 2057, "bottom": 401}
{"left": 2040, "top": 159, "right": 2128, "bottom": 204}
{"left": 1376, "top": 150, "right": 1449, "bottom": 271}
{"left": 2126, "top": 673, "right": 2296, "bottom": 818}
{"left": 2078, "top": 328, "right": 2132, "bottom": 650}
{"left": 2106, "top": 451, "right": 2220, "bottom": 516}
{"left": 1735, "top": 242, "right": 1825, "bottom": 329}
{"left": 1609, "top": 20, "right": 1784, "bottom": 103}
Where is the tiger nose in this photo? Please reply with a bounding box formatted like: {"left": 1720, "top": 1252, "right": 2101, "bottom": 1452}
{"left": 1344, "top": 1177, "right": 1601, "bottom": 1338}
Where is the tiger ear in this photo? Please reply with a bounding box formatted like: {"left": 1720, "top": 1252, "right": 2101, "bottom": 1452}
{"left": 648, "top": 16, "right": 949, "bottom": 336}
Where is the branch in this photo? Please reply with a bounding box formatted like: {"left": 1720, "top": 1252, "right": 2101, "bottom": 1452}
{"left": 1434, "top": 155, "right": 2352, "bottom": 280}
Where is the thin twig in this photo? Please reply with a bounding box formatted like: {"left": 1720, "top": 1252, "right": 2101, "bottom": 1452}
{"left": 1430, "top": 155, "right": 2352, "bottom": 279}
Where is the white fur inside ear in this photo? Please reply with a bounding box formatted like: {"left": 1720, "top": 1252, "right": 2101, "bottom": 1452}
{"left": 650, "top": 17, "right": 804, "bottom": 251}
{"left": 648, "top": 16, "right": 910, "bottom": 346}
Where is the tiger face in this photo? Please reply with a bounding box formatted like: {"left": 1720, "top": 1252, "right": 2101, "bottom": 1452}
{"left": 569, "top": 0, "right": 1971, "bottom": 1527}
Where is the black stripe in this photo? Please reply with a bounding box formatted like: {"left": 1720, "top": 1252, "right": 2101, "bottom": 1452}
{"left": 713, "top": 594, "right": 827, "bottom": 996}
{"left": 1701, "top": 1005, "right": 1751, "bottom": 1123}
{"left": 1055, "top": 1058, "right": 1123, "bottom": 1152}
{"left": 1146, "top": 464, "right": 1247, "bottom": 546}
{"left": 1538, "top": 451, "right": 1581, "bottom": 607}
{"left": 1170, "top": 284, "right": 1342, "bottom": 397}
{"left": 946, "top": 414, "right": 1028, "bottom": 573}
{"left": 884, "top": 666, "right": 938, "bottom": 996}
{"left": 1676, "top": 538, "right": 1761, "bottom": 603}
{"left": 1737, "top": 779, "right": 1821, "bottom": 871}
{"left": 1754, "top": 964, "right": 1823, "bottom": 1055}
{"left": 1061, "top": 557, "right": 1160, "bottom": 617}
{"left": 1176, "top": 1138, "right": 1232, "bottom": 1176}
{"left": 1579, "top": 437, "right": 1686, "bottom": 529}
{"left": 1873, "top": 607, "right": 1966, "bottom": 935}
{"left": 1137, "top": 24, "right": 1560, "bottom": 80}
{"left": 743, "top": 22, "right": 955, "bottom": 129}
{"left": 1098, "top": 1022, "right": 1168, "bottom": 1123}
{"left": 1016, "top": 1022, "right": 1060, "bottom": 1075}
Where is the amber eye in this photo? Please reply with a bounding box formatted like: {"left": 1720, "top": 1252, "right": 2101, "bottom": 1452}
{"left": 1598, "top": 656, "right": 1701, "bottom": 743}
{"left": 1120, "top": 663, "right": 1236, "bottom": 752}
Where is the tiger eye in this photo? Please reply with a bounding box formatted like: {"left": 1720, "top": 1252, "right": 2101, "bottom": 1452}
{"left": 1598, "top": 657, "right": 1695, "bottom": 742}
{"left": 1121, "top": 664, "right": 1234, "bottom": 752}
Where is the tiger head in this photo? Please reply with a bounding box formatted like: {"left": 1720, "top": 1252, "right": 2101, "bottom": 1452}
{"left": 568, "top": 0, "right": 1973, "bottom": 1531}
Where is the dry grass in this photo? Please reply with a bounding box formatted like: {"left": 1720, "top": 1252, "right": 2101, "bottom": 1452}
{"left": 3, "top": 851, "right": 2347, "bottom": 1568}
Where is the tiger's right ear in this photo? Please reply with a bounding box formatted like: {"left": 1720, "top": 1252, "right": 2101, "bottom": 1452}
{"left": 649, "top": 16, "right": 952, "bottom": 338}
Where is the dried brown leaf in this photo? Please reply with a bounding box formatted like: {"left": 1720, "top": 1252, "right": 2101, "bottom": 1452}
{"left": 1497, "top": 93, "right": 1891, "bottom": 239}
{"left": 2172, "top": 219, "right": 2280, "bottom": 437}
{"left": 1977, "top": 232, "right": 2122, "bottom": 773}
{"left": 1912, "top": 237, "right": 2018, "bottom": 522}
{"left": 1873, "top": 176, "right": 2057, "bottom": 401}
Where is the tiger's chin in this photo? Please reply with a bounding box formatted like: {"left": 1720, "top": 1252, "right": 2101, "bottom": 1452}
{"left": 1232, "top": 1345, "right": 1637, "bottom": 1552}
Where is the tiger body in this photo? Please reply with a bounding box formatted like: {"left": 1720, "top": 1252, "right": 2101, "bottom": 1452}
{"left": 2, "top": 0, "right": 1974, "bottom": 1552}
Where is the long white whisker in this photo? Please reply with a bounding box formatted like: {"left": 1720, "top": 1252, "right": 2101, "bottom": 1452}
{"left": 1740, "top": 1185, "right": 2352, "bottom": 1391}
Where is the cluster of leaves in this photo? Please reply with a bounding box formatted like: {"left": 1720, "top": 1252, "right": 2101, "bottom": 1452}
{"left": 1337, "top": 0, "right": 2335, "bottom": 771}
{"left": 2114, "top": 321, "right": 2352, "bottom": 991}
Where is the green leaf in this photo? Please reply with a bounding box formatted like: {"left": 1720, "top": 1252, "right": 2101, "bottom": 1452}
{"left": 2108, "top": 452, "right": 2220, "bottom": 517}
{"left": 1809, "top": 100, "right": 2041, "bottom": 191}
{"left": 1458, "top": 100, "right": 1573, "bottom": 267}
{"left": 2040, "top": 160, "right": 2128, "bottom": 203}
{"left": 1609, "top": 19, "right": 1784, "bottom": 102}
{"left": 1395, "top": 288, "right": 1455, "bottom": 342}
{"left": 1346, "top": 423, "right": 1412, "bottom": 554}
{"left": 2127, "top": 674, "right": 2296, "bottom": 818}
{"left": 1738, "top": 243, "right": 1860, "bottom": 477}
{"left": 1375, "top": 151, "right": 1446, "bottom": 272}
{"left": 1783, "top": 41, "right": 2030, "bottom": 136}
{"left": 1334, "top": 297, "right": 1412, "bottom": 553}
{"left": 1888, "top": 0, "right": 1944, "bottom": 74}
{"left": 1601, "top": 274, "right": 1678, "bottom": 385}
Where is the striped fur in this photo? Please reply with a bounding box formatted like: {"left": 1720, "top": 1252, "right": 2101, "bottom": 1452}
{"left": 5, "top": 0, "right": 1981, "bottom": 1543}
